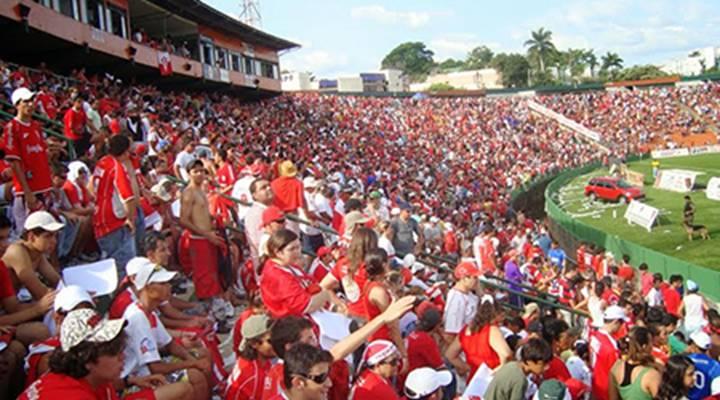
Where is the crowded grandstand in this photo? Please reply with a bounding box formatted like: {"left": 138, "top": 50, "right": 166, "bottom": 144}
{"left": 1, "top": 1, "right": 720, "bottom": 400}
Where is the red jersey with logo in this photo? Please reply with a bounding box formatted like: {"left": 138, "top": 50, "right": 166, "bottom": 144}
{"left": 590, "top": 329, "right": 619, "bottom": 400}
{"left": 24, "top": 336, "right": 61, "bottom": 387}
{"left": 260, "top": 260, "right": 320, "bottom": 319}
{"left": 350, "top": 369, "right": 400, "bottom": 400}
{"left": 35, "top": 92, "right": 58, "bottom": 120}
{"left": 225, "top": 357, "right": 271, "bottom": 400}
{"left": 92, "top": 155, "right": 135, "bottom": 238}
{"left": 18, "top": 372, "right": 118, "bottom": 400}
{"left": 2, "top": 118, "right": 53, "bottom": 195}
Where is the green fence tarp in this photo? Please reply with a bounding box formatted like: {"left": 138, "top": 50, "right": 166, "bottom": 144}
{"left": 544, "top": 163, "right": 720, "bottom": 302}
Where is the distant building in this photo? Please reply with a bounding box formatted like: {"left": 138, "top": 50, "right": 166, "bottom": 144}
{"left": 281, "top": 71, "right": 318, "bottom": 91}
{"left": 283, "top": 68, "right": 406, "bottom": 93}
{"left": 660, "top": 47, "right": 720, "bottom": 76}
{"left": 409, "top": 68, "right": 502, "bottom": 91}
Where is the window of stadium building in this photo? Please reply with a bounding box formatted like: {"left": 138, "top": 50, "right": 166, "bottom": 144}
{"left": 85, "top": 0, "right": 104, "bottom": 30}
{"left": 107, "top": 6, "right": 128, "bottom": 38}
{"left": 57, "top": 0, "right": 80, "bottom": 20}
{"left": 231, "top": 54, "right": 241, "bottom": 72}
{"left": 244, "top": 56, "right": 255, "bottom": 75}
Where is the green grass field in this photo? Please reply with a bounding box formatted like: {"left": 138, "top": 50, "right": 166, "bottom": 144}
{"left": 557, "top": 153, "right": 720, "bottom": 270}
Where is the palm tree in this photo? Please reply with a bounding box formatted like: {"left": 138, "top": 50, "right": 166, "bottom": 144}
{"left": 584, "top": 49, "right": 598, "bottom": 77}
{"left": 601, "top": 52, "right": 623, "bottom": 72}
{"left": 524, "top": 28, "right": 556, "bottom": 73}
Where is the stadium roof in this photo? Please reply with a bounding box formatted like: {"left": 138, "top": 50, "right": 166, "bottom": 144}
{"left": 145, "top": 0, "right": 299, "bottom": 51}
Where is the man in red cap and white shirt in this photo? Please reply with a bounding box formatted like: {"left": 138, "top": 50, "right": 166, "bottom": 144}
{"left": 442, "top": 261, "right": 480, "bottom": 344}
{"left": 590, "top": 305, "right": 627, "bottom": 400}
{"left": 3, "top": 87, "right": 54, "bottom": 239}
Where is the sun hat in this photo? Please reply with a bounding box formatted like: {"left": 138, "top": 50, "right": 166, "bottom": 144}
{"left": 60, "top": 309, "right": 125, "bottom": 351}
{"left": 239, "top": 314, "right": 272, "bottom": 351}
{"left": 279, "top": 160, "right": 298, "bottom": 177}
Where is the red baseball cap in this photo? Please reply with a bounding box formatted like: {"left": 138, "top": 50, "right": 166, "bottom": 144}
{"left": 261, "top": 206, "right": 285, "bottom": 227}
{"left": 454, "top": 261, "right": 481, "bottom": 279}
{"left": 316, "top": 246, "right": 331, "bottom": 258}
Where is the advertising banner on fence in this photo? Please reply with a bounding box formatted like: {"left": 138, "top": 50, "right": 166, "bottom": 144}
{"left": 651, "top": 144, "right": 720, "bottom": 159}
{"left": 654, "top": 169, "right": 704, "bottom": 192}
{"left": 651, "top": 148, "right": 689, "bottom": 159}
{"left": 708, "top": 177, "right": 720, "bottom": 201}
{"left": 624, "top": 200, "right": 659, "bottom": 232}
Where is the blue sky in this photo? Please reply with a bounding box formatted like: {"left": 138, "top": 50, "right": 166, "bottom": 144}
{"left": 205, "top": 0, "right": 720, "bottom": 78}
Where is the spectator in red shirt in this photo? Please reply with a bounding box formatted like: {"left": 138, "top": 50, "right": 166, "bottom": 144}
{"left": 270, "top": 344, "right": 333, "bottom": 400}
{"left": 92, "top": 135, "right": 138, "bottom": 276}
{"left": 363, "top": 248, "right": 406, "bottom": 356}
{"left": 226, "top": 314, "right": 275, "bottom": 400}
{"left": 270, "top": 161, "right": 308, "bottom": 233}
{"left": 17, "top": 309, "right": 130, "bottom": 400}
{"left": 663, "top": 275, "right": 684, "bottom": 317}
{"left": 445, "top": 296, "right": 512, "bottom": 380}
{"left": 617, "top": 255, "right": 635, "bottom": 284}
{"left": 638, "top": 263, "right": 653, "bottom": 297}
{"left": 63, "top": 96, "right": 89, "bottom": 156}
{"left": 259, "top": 229, "right": 332, "bottom": 319}
{"left": 350, "top": 339, "right": 402, "bottom": 400}
{"left": 590, "top": 305, "right": 627, "bottom": 400}
{"left": 4, "top": 88, "right": 54, "bottom": 238}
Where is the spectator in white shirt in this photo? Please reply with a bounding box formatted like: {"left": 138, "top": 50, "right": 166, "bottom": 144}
{"left": 442, "top": 261, "right": 480, "bottom": 343}
{"left": 244, "top": 178, "right": 273, "bottom": 266}
{"left": 645, "top": 273, "right": 664, "bottom": 308}
{"left": 173, "top": 139, "right": 196, "bottom": 182}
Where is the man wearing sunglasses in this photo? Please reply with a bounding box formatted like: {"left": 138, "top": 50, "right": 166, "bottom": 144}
{"left": 269, "top": 343, "right": 333, "bottom": 400}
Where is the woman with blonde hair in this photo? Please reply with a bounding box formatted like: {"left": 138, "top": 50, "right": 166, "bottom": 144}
{"left": 320, "top": 227, "right": 378, "bottom": 317}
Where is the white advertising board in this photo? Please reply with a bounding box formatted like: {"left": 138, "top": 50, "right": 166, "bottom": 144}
{"left": 707, "top": 177, "right": 720, "bottom": 201}
{"left": 624, "top": 200, "right": 659, "bottom": 232}
{"left": 654, "top": 169, "right": 704, "bottom": 193}
{"left": 650, "top": 148, "right": 689, "bottom": 159}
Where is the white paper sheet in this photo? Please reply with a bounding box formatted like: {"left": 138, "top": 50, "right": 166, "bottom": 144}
{"left": 171, "top": 199, "right": 181, "bottom": 218}
{"left": 62, "top": 259, "right": 118, "bottom": 296}
{"left": 462, "top": 363, "right": 494, "bottom": 399}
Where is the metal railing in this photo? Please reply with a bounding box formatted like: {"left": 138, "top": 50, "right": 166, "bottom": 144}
{"left": 165, "top": 175, "right": 592, "bottom": 317}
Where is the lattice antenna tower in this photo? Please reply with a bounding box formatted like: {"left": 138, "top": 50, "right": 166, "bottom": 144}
{"left": 239, "top": 0, "right": 262, "bottom": 28}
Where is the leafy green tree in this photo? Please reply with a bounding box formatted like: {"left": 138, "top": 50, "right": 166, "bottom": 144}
{"left": 381, "top": 42, "right": 436, "bottom": 82}
{"left": 524, "top": 27, "right": 556, "bottom": 72}
{"left": 427, "top": 82, "right": 458, "bottom": 91}
{"left": 567, "top": 48, "right": 587, "bottom": 81}
{"left": 437, "top": 58, "right": 465, "bottom": 71}
{"left": 600, "top": 52, "right": 624, "bottom": 75}
{"left": 615, "top": 65, "right": 667, "bottom": 81}
{"left": 490, "top": 53, "right": 530, "bottom": 88}
{"left": 584, "top": 49, "right": 599, "bottom": 78}
{"left": 465, "top": 45, "right": 494, "bottom": 70}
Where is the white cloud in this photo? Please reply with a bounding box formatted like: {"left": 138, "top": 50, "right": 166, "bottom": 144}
{"left": 430, "top": 34, "right": 500, "bottom": 60}
{"left": 350, "top": 5, "right": 436, "bottom": 28}
{"left": 280, "top": 49, "right": 349, "bottom": 75}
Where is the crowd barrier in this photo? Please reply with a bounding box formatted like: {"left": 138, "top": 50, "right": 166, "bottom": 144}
{"left": 544, "top": 162, "right": 720, "bottom": 303}
{"left": 167, "top": 176, "right": 592, "bottom": 317}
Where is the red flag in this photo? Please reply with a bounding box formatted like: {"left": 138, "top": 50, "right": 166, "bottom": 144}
{"left": 157, "top": 51, "right": 172, "bottom": 76}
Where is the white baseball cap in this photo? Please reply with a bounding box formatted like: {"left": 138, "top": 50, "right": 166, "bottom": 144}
{"left": 404, "top": 367, "right": 453, "bottom": 399}
{"left": 24, "top": 211, "right": 65, "bottom": 232}
{"left": 712, "top": 376, "right": 720, "bottom": 395}
{"left": 603, "top": 305, "right": 629, "bottom": 322}
{"left": 11, "top": 87, "right": 35, "bottom": 106}
{"left": 302, "top": 176, "right": 320, "bottom": 189}
{"left": 54, "top": 285, "right": 94, "bottom": 312}
{"left": 403, "top": 254, "right": 416, "bottom": 269}
{"left": 134, "top": 262, "right": 178, "bottom": 290}
{"left": 125, "top": 257, "right": 153, "bottom": 277}
{"left": 690, "top": 331, "right": 711, "bottom": 351}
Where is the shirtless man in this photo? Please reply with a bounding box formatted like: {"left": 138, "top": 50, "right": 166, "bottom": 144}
{"left": 179, "top": 160, "right": 229, "bottom": 320}
{"left": 3, "top": 211, "right": 63, "bottom": 300}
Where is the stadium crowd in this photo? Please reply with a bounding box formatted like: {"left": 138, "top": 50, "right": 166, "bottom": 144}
{"left": 0, "top": 59, "right": 719, "bottom": 400}
{"left": 536, "top": 83, "right": 720, "bottom": 153}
